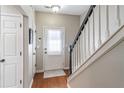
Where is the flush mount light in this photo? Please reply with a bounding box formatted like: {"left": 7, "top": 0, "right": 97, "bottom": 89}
{"left": 51, "top": 5, "right": 61, "bottom": 13}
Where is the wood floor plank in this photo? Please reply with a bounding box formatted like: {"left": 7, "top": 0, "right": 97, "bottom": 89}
{"left": 32, "top": 70, "right": 68, "bottom": 88}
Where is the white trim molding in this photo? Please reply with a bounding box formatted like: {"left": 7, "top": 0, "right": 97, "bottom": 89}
{"left": 64, "top": 67, "right": 69, "bottom": 70}
{"left": 36, "top": 69, "right": 44, "bottom": 73}
{"left": 67, "top": 83, "right": 71, "bottom": 88}
{"left": 36, "top": 67, "right": 69, "bottom": 73}
{"left": 29, "top": 79, "right": 33, "bottom": 88}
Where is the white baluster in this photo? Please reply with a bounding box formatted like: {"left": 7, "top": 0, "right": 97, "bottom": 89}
{"left": 98, "top": 5, "right": 102, "bottom": 47}
{"left": 74, "top": 44, "right": 77, "bottom": 71}
{"left": 117, "top": 5, "right": 121, "bottom": 27}
{"left": 76, "top": 43, "right": 78, "bottom": 69}
{"left": 108, "top": 5, "right": 119, "bottom": 36}
{"left": 80, "top": 32, "right": 84, "bottom": 65}
{"left": 74, "top": 46, "right": 76, "bottom": 72}
{"left": 72, "top": 49, "right": 74, "bottom": 73}
{"left": 83, "top": 26, "right": 86, "bottom": 61}
{"left": 119, "top": 5, "right": 124, "bottom": 27}
{"left": 78, "top": 38, "right": 81, "bottom": 67}
{"left": 88, "top": 19, "right": 91, "bottom": 57}
{"left": 71, "top": 49, "right": 73, "bottom": 73}
{"left": 94, "top": 5, "right": 100, "bottom": 51}
{"left": 89, "top": 11, "right": 94, "bottom": 55}
{"left": 92, "top": 9, "right": 95, "bottom": 53}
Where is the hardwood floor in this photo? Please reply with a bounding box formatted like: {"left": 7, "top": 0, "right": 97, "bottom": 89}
{"left": 32, "top": 70, "right": 69, "bottom": 88}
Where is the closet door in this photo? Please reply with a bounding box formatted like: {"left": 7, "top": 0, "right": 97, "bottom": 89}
{"left": 0, "top": 15, "right": 23, "bottom": 88}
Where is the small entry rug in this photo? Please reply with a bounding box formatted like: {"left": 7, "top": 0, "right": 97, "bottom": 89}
{"left": 44, "top": 69, "right": 66, "bottom": 79}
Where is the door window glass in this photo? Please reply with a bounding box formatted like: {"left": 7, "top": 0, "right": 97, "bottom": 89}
{"left": 47, "top": 29, "right": 63, "bottom": 55}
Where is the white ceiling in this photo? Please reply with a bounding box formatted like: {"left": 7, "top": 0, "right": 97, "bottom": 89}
{"left": 32, "top": 5, "right": 89, "bottom": 15}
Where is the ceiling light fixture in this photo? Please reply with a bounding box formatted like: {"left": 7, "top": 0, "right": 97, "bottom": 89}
{"left": 51, "top": 5, "right": 61, "bottom": 13}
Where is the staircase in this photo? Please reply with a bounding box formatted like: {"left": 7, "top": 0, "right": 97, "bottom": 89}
{"left": 69, "top": 5, "right": 95, "bottom": 75}
{"left": 68, "top": 5, "right": 124, "bottom": 87}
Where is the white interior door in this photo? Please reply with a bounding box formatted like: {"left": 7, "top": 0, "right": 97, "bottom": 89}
{"left": 0, "top": 15, "right": 23, "bottom": 88}
{"left": 43, "top": 27, "right": 65, "bottom": 71}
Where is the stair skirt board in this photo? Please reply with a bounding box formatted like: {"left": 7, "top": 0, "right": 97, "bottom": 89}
{"left": 44, "top": 69, "right": 66, "bottom": 79}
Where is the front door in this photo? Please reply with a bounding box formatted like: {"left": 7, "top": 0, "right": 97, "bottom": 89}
{"left": 43, "top": 27, "right": 65, "bottom": 71}
{"left": 0, "top": 15, "right": 23, "bottom": 88}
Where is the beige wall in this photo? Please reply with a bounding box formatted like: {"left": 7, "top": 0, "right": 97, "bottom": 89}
{"left": 35, "top": 12, "right": 80, "bottom": 71}
{"left": 69, "top": 41, "right": 124, "bottom": 88}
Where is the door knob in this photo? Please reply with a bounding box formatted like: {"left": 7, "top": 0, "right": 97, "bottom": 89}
{"left": 44, "top": 52, "right": 47, "bottom": 54}
{"left": 44, "top": 48, "right": 47, "bottom": 50}
{"left": 0, "top": 59, "right": 5, "bottom": 62}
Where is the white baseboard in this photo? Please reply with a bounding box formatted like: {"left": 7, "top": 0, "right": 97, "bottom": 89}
{"left": 29, "top": 78, "right": 33, "bottom": 88}
{"left": 67, "top": 83, "right": 71, "bottom": 88}
{"left": 64, "top": 67, "right": 69, "bottom": 70}
{"left": 36, "top": 67, "right": 69, "bottom": 73}
{"left": 36, "top": 70, "right": 44, "bottom": 73}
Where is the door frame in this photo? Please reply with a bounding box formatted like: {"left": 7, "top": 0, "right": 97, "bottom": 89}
{"left": 0, "top": 13, "right": 23, "bottom": 88}
{"left": 32, "top": 27, "right": 36, "bottom": 77}
{"left": 42, "top": 26, "right": 65, "bottom": 71}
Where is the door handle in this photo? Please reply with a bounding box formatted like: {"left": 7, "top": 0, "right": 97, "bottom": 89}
{"left": 44, "top": 48, "right": 47, "bottom": 50}
{"left": 33, "top": 53, "right": 36, "bottom": 55}
{"left": 0, "top": 59, "right": 5, "bottom": 63}
{"left": 44, "top": 52, "right": 47, "bottom": 54}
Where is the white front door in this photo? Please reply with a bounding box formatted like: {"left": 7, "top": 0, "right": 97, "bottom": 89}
{"left": 43, "top": 27, "right": 65, "bottom": 71}
{"left": 0, "top": 15, "right": 23, "bottom": 88}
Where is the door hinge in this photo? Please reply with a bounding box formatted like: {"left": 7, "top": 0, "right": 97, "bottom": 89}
{"left": 20, "top": 80, "right": 22, "bottom": 84}
{"left": 20, "top": 23, "right": 22, "bottom": 28}
{"left": 20, "top": 52, "right": 22, "bottom": 56}
{"left": 35, "top": 64, "right": 37, "bottom": 67}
